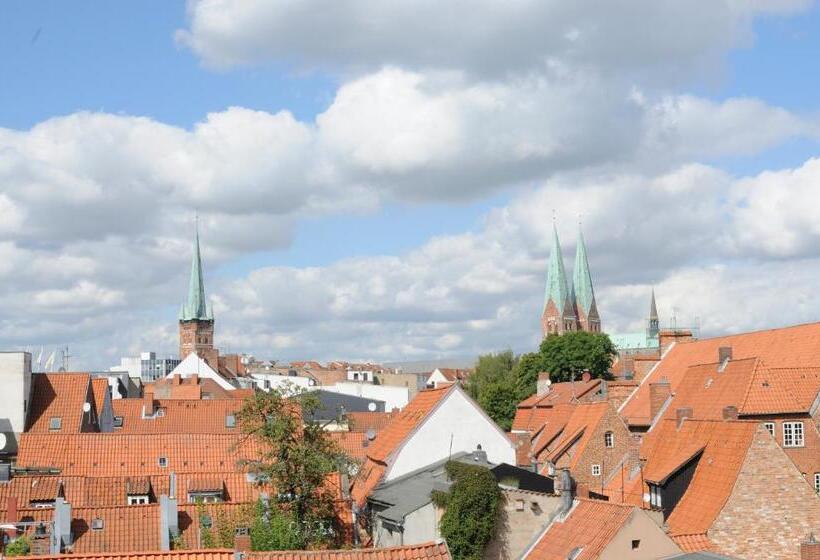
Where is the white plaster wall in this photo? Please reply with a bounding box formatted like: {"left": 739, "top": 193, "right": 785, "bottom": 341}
{"left": 402, "top": 503, "right": 440, "bottom": 545}
{"left": 426, "top": 369, "right": 449, "bottom": 388}
{"left": 387, "top": 388, "right": 516, "bottom": 481}
{"left": 326, "top": 382, "right": 409, "bottom": 410}
{"left": 0, "top": 352, "right": 31, "bottom": 434}
{"left": 251, "top": 373, "right": 314, "bottom": 394}
{"left": 167, "top": 353, "right": 234, "bottom": 390}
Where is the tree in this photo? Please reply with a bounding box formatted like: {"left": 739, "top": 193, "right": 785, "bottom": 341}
{"left": 237, "top": 388, "right": 349, "bottom": 548}
{"left": 477, "top": 382, "right": 518, "bottom": 431}
{"left": 466, "top": 350, "right": 518, "bottom": 429}
{"left": 513, "top": 351, "right": 550, "bottom": 399}
{"left": 4, "top": 536, "right": 30, "bottom": 557}
{"left": 537, "top": 331, "right": 617, "bottom": 383}
{"left": 432, "top": 462, "right": 501, "bottom": 560}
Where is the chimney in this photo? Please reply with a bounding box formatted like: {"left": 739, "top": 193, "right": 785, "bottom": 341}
{"left": 581, "top": 370, "right": 592, "bottom": 383}
{"left": 52, "top": 497, "right": 72, "bottom": 554}
{"left": 234, "top": 527, "right": 251, "bottom": 553}
{"left": 31, "top": 523, "right": 51, "bottom": 556}
{"left": 471, "top": 444, "right": 488, "bottom": 464}
{"left": 718, "top": 347, "right": 732, "bottom": 372}
{"left": 649, "top": 378, "right": 671, "bottom": 421}
{"left": 537, "top": 372, "right": 551, "bottom": 396}
{"left": 623, "top": 356, "right": 635, "bottom": 379}
{"left": 558, "top": 468, "right": 574, "bottom": 515}
{"left": 143, "top": 388, "right": 155, "bottom": 417}
{"left": 190, "top": 373, "right": 199, "bottom": 384}
{"left": 174, "top": 374, "right": 183, "bottom": 385}
{"left": 722, "top": 405, "right": 738, "bottom": 421}
{"left": 4, "top": 497, "right": 17, "bottom": 541}
{"left": 800, "top": 533, "right": 820, "bottom": 560}
{"left": 159, "top": 495, "right": 179, "bottom": 551}
{"left": 676, "top": 407, "right": 693, "bottom": 429}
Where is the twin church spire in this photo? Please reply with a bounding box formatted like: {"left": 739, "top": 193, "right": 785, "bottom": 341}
{"left": 541, "top": 223, "right": 600, "bottom": 337}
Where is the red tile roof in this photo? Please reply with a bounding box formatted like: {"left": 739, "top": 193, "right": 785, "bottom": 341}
{"left": 111, "top": 399, "right": 245, "bottom": 433}
{"left": 620, "top": 322, "right": 820, "bottom": 425}
{"left": 248, "top": 541, "right": 451, "bottom": 560}
{"left": 545, "top": 402, "right": 610, "bottom": 469}
{"left": 350, "top": 386, "right": 453, "bottom": 507}
{"left": 524, "top": 499, "right": 634, "bottom": 560}
{"left": 330, "top": 431, "right": 370, "bottom": 462}
{"left": 15, "top": 434, "right": 259, "bottom": 476}
{"left": 671, "top": 534, "right": 715, "bottom": 553}
{"left": 27, "top": 551, "right": 235, "bottom": 560}
{"left": 346, "top": 412, "right": 395, "bottom": 433}
{"left": 640, "top": 419, "right": 758, "bottom": 537}
{"left": 26, "top": 373, "right": 93, "bottom": 433}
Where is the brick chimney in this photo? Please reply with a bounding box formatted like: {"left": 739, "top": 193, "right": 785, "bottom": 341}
{"left": 4, "top": 497, "right": 17, "bottom": 541}
{"left": 800, "top": 533, "right": 820, "bottom": 560}
{"left": 190, "top": 373, "right": 199, "bottom": 385}
{"left": 649, "top": 378, "right": 671, "bottom": 421}
{"left": 143, "top": 388, "right": 156, "bottom": 417}
{"left": 537, "top": 372, "right": 552, "bottom": 396}
{"left": 722, "top": 405, "right": 738, "bottom": 421}
{"left": 234, "top": 527, "right": 251, "bottom": 552}
{"left": 30, "top": 523, "right": 51, "bottom": 556}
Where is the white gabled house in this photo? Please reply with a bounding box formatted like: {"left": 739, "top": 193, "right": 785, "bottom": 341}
{"left": 165, "top": 353, "right": 234, "bottom": 391}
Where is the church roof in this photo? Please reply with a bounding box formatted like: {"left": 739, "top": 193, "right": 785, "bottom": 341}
{"left": 544, "top": 224, "right": 573, "bottom": 315}
{"left": 571, "top": 226, "right": 597, "bottom": 319}
{"left": 179, "top": 224, "right": 213, "bottom": 321}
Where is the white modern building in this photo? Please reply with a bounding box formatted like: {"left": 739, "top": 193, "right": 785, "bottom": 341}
{"left": 110, "top": 351, "right": 181, "bottom": 382}
{"left": 0, "top": 351, "right": 32, "bottom": 456}
{"left": 324, "top": 381, "right": 409, "bottom": 411}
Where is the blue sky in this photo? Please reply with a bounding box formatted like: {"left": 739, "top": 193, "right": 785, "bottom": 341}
{"left": 2, "top": 1, "right": 820, "bottom": 367}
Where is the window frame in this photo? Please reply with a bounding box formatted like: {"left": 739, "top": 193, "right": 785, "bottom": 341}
{"left": 763, "top": 422, "right": 775, "bottom": 437}
{"left": 591, "top": 464, "right": 601, "bottom": 477}
{"left": 783, "top": 422, "right": 805, "bottom": 448}
{"left": 814, "top": 473, "right": 820, "bottom": 493}
{"left": 604, "top": 431, "right": 614, "bottom": 448}
{"left": 49, "top": 417, "right": 62, "bottom": 431}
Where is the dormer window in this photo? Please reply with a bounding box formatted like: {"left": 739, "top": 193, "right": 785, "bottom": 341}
{"left": 49, "top": 417, "right": 62, "bottom": 431}
{"left": 648, "top": 484, "right": 662, "bottom": 509}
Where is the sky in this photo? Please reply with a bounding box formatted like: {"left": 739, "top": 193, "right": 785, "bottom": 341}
{"left": 1, "top": 1, "right": 820, "bottom": 370}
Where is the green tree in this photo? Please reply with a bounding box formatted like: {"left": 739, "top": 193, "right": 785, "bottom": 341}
{"left": 432, "top": 462, "right": 501, "bottom": 560}
{"left": 537, "top": 331, "right": 617, "bottom": 383}
{"left": 477, "top": 382, "right": 518, "bottom": 431}
{"left": 513, "top": 351, "right": 550, "bottom": 399}
{"left": 237, "top": 388, "right": 349, "bottom": 548}
{"left": 250, "top": 501, "right": 305, "bottom": 551}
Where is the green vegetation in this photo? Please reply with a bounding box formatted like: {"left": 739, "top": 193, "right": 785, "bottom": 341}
{"left": 237, "top": 387, "right": 351, "bottom": 548}
{"left": 469, "top": 332, "right": 617, "bottom": 428}
{"left": 432, "top": 462, "right": 501, "bottom": 560}
{"left": 4, "top": 536, "right": 31, "bottom": 557}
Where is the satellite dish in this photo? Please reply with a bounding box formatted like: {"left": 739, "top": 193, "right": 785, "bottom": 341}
{"left": 82, "top": 402, "right": 91, "bottom": 413}
{"left": 366, "top": 428, "right": 377, "bottom": 441}
{"left": 367, "top": 402, "right": 377, "bottom": 412}
{"left": 0, "top": 433, "right": 6, "bottom": 450}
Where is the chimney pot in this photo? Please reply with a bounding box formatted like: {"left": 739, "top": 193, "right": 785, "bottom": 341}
{"left": 581, "top": 370, "right": 592, "bottom": 383}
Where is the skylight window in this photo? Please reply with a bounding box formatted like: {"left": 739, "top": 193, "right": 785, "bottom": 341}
{"left": 225, "top": 414, "right": 236, "bottom": 428}
{"left": 158, "top": 457, "right": 168, "bottom": 468}
{"left": 49, "top": 417, "right": 62, "bottom": 431}
{"left": 91, "top": 518, "right": 104, "bottom": 530}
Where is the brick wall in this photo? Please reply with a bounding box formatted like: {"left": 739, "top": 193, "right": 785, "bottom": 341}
{"left": 485, "top": 488, "right": 561, "bottom": 560}
{"left": 710, "top": 424, "right": 820, "bottom": 560}
{"left": 179, "top": 319, "right": 218, "bottom": 368}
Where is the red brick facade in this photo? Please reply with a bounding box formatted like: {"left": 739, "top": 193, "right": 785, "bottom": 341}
{"left": 179, "top": 319, "right": 218, "bottom": 368}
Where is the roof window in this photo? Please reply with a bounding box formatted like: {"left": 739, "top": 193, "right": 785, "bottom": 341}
{"left": 158, "top": 457, "right": 168, "bottom": 468}
{"left": 225, "top": 414, "right": 236, "bottom": 428}
{"left": 49, "top": 417, "right": 62, "bottom": 431}
{"left": 91, "top": 518, "right": 104, "bottom": 530}
{"left": 113, "top": 416, "right": 124, "bottom": 428}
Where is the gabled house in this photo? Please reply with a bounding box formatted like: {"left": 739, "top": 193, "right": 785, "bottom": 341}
{"left": 351, "top": 384, "right": 516, "bottom": 508}
{"left": 651, "top": 356, "right": 820, "bottom": 489}
{"left": 538, "top": 402, "right": 634, "bottom": 496}
{"left": 520, "top": 498, "right": 680, "bottom": 560}
{"left": 626, "top": 418, "right": 820, "bottom": 559}
{"left": 426, "top": 368, "right": 470, "bottom": 388}
{"left": 618, "top": 321, "right": 820, "bottom": 431}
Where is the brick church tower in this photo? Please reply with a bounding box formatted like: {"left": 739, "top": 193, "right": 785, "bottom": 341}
{"left": 178, "top": 224, "right": 218, "bottom": 368}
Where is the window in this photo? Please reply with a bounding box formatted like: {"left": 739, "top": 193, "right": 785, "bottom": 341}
{"left": 91, "top": 518, "right": 104, "bottom": 530}
{"left": 814, "top": 473, "right": 820, "bottom": 493}
{"left": 49, "top": 417, "right": 62, "bottom": 431}
{"left": 113, "top": 416, "right": 124, "bottom": 428}
{"left": 783, "top": 422, "right": 804, "bottom": 447}
{"left": 604, "top": 432, "right": 614, "bottom": 448}
{"left": 649, "top": 484, "right": 662, "bottom": 509}
{"left": 225, "top": 414, "right": 236, "bottom": 428}
{"left": 158, "top": 457, "right": 168, "bottom": 468}
{"left": 631, "top": 540, "right": 640, "bottom": 550}
{"left": 127, "top": 496, "right": 148, "bottom": 505}
{"left": 591, "top": 464, "right": 601, "bottom": 476}
{"left": 764, "top": 422, "right": 775, "bottom": 437}
{"left": 515, "top": 499, "right": 525, "bottom": 511}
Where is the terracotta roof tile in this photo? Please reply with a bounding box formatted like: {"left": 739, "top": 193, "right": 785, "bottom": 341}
{"left": 639, "top": 419, "right": 757, "bottom": 537}
{"left": 27, "top": 551, "right": 235, "bottom": 560}
{"left": 671, "top": 533, "right": 715, "bottom": 553}
{"left": 26, "top": 373, "right": 92, "bottom": 433}
{"left": 330, "top": 432, "right": 370, "bottom": 462}
{"left": 620, "top": 322, "right": 820, "bottom": 425}
{"left": 248, "top": 541, "right": 451, "bottom": 560}
{"left": 545, "top": 402, "right": 610, "bottom": 469}
{"left": 524, "top": 499, "right": 633, "bottom": 560}
{"left": 346, "top": 412, "right": 395, "bottom": 433}
{"left": 111, "top": 399, "right": 245, "bottom": 433}
{"left": 15, "top": 434, "right": 260, "bottom": 476}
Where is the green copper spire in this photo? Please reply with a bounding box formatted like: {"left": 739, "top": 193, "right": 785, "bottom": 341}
{"left": 179, "top": 222, "right": 213, "bottom": 322}
{"left": 544, "top": 223, "right": 572, "bottom": 315}
{"left": 648, "top": 288, "right": 659, "bottom": 339}
{"left": 649, "top": 288, "right": 658, "bottom": 320}
{"left": 571, "top": 225, "right": 597, "bottom": 318}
